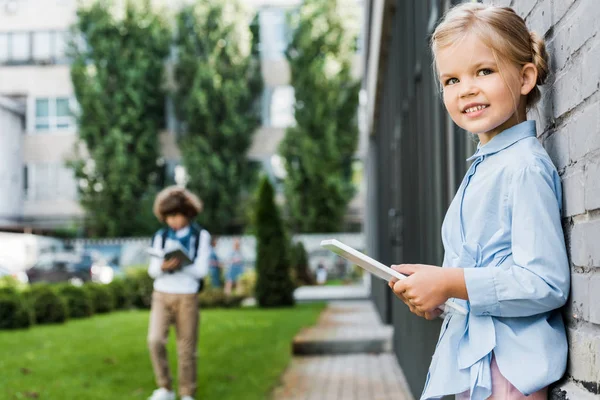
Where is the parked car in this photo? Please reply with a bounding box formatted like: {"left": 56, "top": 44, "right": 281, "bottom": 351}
{"left": 0, "top": 265, "right": 29, "bottom": 284}
{"left": 26, "top": 252, "right": 94, "bottom": 285}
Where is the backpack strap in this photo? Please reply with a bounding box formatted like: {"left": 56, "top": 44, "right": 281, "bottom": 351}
{"left": 161, "top": 228, "right": 169, "bottom": 249}
{"left": 189, "top": 223, "right": 202, "bottom": 261}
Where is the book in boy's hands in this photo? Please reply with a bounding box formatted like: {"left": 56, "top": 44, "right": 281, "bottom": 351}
{"left": 146, "top": 242, "right": 194, "bottom": 269}
{"left": 320, "top": 239, "right": 467, "bottom": 316}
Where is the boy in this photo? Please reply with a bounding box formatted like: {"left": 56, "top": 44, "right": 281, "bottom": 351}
{"left": 147, "top": 186, "right": 210, "bottom": 400}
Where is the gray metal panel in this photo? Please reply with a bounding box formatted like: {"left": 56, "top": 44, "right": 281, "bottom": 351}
{"left": 369, "top": 0, "right": 475, "bottom": 398}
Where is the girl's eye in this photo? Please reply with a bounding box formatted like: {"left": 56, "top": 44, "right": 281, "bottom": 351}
{"left": 478, "top": 68, "right": 493, "bottom": 76}
{"left": 445, "top": 77, "right": 459, "bottom": 85}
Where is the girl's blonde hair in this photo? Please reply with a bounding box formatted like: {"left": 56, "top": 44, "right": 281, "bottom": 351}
{"left": 431, "top": 3, "right": 549, "bottom": 108}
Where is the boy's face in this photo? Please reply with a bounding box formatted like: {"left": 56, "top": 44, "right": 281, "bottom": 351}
{"left": 165, "top": 213, "right": 190, "bottom": 231}
{"left": 436, "top": 33, "right": 527, "bottom": 144}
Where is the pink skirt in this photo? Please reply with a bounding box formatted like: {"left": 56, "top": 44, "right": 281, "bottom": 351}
{"left": 456, "top": 356, "right": 548, "bottom": 399}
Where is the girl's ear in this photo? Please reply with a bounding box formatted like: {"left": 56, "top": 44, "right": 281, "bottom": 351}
{"left": 520, "top": 63, "right": 537, "bottom": 96}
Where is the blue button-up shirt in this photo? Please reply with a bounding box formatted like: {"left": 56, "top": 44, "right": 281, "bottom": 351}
{"left": 421, "top": 121, "right": 570, "bottom": 400}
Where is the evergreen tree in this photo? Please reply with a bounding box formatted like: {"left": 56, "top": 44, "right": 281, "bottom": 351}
{"left": 174, "top": 1, "right": 262, "bottom": 234}
{"left": 279, "top": 0, "right": 361, "bottom": 233}
{"left": 291, "top": 241, "right": 314, "bottom": 286}
{"left": 69, "top": 1, "right": 171, "bottom": 237}
{"left": 254, "top": 177, "right": 295, "bottom": 308}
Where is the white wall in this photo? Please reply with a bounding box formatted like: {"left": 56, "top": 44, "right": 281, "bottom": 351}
{"left": 0, "top": 97, "right": 24, "bottom": 220}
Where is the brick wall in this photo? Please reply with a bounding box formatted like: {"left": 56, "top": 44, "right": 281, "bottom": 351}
{"left": 482, "top": 1, "right": 600, "bottom": 398}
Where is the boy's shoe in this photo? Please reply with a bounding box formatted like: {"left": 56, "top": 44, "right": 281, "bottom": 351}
{"left": 147, "top": 388, "right": 175, "bottom": 400}
{"left": 181, "top": 396, "right": 195, "bottom": 400}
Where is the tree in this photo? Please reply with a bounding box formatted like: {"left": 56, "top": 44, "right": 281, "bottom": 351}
{"left": 291, "top": 241, "right": 314, "bottom": 286}
{"left": 173, "top": 1, "right": 262, "bottom": 234}
{"left": 254, "top": 177, "right": 295, "bottom": 308}
{"left": 279, "top": 0, "right": 361, "bottom": 233}
{"left": 69, "top": 0, "right": 171, "bottom": 237}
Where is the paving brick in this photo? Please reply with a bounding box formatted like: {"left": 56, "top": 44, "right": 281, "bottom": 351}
{"left": 568, "top": 100, "right": 600, "bottom": 162}
{"left": 525, "top": 0, "right": 552, "bottom": 36}
{"left": 581, "top": 40, "right": 600, "bottom": 102}
{"left": 552, "top": 0, "right": 577, "bottom": 26}
{"left": 567, "top": 327, "right": 600, "bottom": 385}
{"left": 558, "top": 381, "right": 600, "bottom": 400}
{"left": 551, "top": 0, "right": 600, "bottom": 71}
{"left": 546, "top": 128, "right": 570, "bottom": 171}
{"left": 513, "top": 0, "right": 537, "bottom": 20}
{"left": 562, "top": 166, "right": 585, "bottom": 217}
{"left": 482, "top": 0, "right": 512, "bottom": 7}
{"left": 553, "top": 58, "right": 584, "bottom": 119}
{"left": 273, "top": 301, "right": 414, "bottom": 400}
{"left": 569, "top": 273, "right": 590, "bottom": 322}
{"left": 588, "top": 275, "right": 600, "bottom": 325}
{"left": 570, "top": 218, "right": 600, "bottom": 267}
{"left": 273, "top": 354, "right": 412, "bottom": 400}
{"left": 586, "top": 159, "right": 600, "bottom": 211}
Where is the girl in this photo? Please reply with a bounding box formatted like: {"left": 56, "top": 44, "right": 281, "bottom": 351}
{"left": 389, "top": 4, "right": 570, "bottom": 400}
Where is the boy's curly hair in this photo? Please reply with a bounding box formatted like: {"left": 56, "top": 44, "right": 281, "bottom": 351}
{"left": 153, "top": 186, "right": 203, "bottom": 223}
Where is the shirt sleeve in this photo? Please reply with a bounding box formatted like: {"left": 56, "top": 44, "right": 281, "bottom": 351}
{"left": 464, "top": 164, "right": 570, "bottom": 317}
{"left": 148, "top": 232, "right": 164, "bottom": 279}
{"left": 182, "top": 229, "right": 211, "bottom": 279}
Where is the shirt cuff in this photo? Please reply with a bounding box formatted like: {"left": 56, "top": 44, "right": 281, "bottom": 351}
{"left": 464, "top": 267, "right": 500, "bottom": 316}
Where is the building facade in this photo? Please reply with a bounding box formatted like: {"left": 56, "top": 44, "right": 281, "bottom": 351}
{"left": 0, "top": 0, "right": 365, "bottom": 232}
{"left": 0, "top": 96, "right": 25, "bottom": 228}
{"left": 363, "top": 0, "right": 600, "bottom": 399}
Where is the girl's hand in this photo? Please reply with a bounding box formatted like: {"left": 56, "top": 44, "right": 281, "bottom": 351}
{"left": 161, "top": 258, "right": 181, "bottom": 272}
{"left": 388, "top": 264, "right": 451, "bottom": 320}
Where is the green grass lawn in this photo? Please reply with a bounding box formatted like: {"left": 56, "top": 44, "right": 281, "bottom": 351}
{"left": 0, "top": 303, "right": 324, "bottom": 400}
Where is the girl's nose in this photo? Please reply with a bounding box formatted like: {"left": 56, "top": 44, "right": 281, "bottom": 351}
{"left": 459, "top": 80, "right": 479, "bottom": 98}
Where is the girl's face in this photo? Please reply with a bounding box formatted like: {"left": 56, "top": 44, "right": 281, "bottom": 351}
{"left": 165, "top": 213, "right": 189, "bottom": 231}
{"left": 436, "top": 33, "right": 534, "bottom": 144}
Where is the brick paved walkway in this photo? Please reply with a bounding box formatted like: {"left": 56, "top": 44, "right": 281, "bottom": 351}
{"left": 272, "top": 301, "right": 414, "bottom": 400}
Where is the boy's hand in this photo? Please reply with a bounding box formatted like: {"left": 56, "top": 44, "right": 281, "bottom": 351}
{"left": 388, "top": 264, "right": 450, "bottom": 320}
{"left": 161, "top": 258, "right": 181, "bottom": 272}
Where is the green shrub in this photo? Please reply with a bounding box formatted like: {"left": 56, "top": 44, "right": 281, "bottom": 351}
{"left": 125, "top": 267, "right": 153, "bottom": 309}
{"left": 0, "top": 285, "right": 19, "bottom": 297}
{"left": 0, "top": 275, "right": 27, "bottom": 291}
{"left": 57, "top": 284, "right": 93, "bottom": 319}
{"left": 199, "top": 288, "right": 244, "bottom": 309}
{"left": 254, "top": 177, "right": 295, "bottom": 308}
{"left": 205, "top": 268, "right": 224, "bottom": 290}
{"left": 108, "top": 279, "right": 132, "bottom": 310}
{"left": 85, "top": 283, "right": 115, "bottom": 314}
{"left": 237, "top": 268, "right": 256, "bottom": 297}
{"left": 24, "top": 284, "right": 68, "bottom": 325}
{"left": 291, "top": 241, "right": 314, "bottom": 287}
{"left": 0, "top": 289, "right": 33, "bottom": 329}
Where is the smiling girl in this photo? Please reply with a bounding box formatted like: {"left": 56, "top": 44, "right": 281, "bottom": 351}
{"left": 388, "top": 4, "right": 570, "bottom": 400}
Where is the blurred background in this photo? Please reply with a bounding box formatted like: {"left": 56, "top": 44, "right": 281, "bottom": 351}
{"left": 1, "top": 1, "right": 599, "bottom": 399}
{"left": 0, "top": 0, "right": 366, "bottom": 285}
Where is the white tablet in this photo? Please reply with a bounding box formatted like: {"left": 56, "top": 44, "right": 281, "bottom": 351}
{"left": 320, "top": 239, "right": 467, "bottom": 316}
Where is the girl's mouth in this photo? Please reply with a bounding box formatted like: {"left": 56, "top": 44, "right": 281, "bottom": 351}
{"left": 463, "top": 104, "right": 489, "bottom": 114}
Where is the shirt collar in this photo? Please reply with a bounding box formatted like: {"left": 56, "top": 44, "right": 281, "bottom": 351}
{"left": 466, "top": 120, "right": 536, "bottom": 161}
{"left": 172, "top": 225, "right": 190, "bottom": 238}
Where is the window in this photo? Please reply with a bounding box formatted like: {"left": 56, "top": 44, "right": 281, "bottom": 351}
{"left": 34, "top": 97, "right": 75, "bottom": 132}
{"left": 259, "top": 8, "right": 288, "bottom": 60}
{"left": 0, "top": 30, "right": 69, "bottom": 65}
{"left": 11, "top": 32, "right": 31, "bottom": 62}
{"left": 24, "top": 163, "right": 77, "bottom": 201}
{"left": 0, "top": 34, "right": 8, "bottom": 62}
{"left": 33, "top": 31, "right": 52, "bottom": 60}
